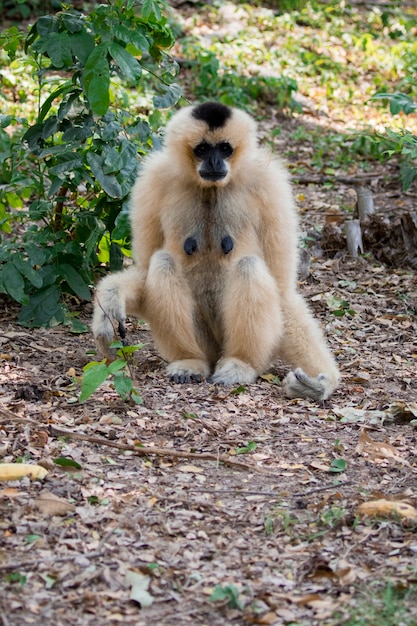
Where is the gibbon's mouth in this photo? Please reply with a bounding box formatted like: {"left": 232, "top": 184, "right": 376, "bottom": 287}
{"left": 200, "top": 172, "right": 227, "bottom": 182}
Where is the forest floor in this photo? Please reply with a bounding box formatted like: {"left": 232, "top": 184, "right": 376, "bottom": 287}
{"left": 1, "top": 4, "right": 417, "bottom": 624}
{"left": 1, "top": 128, "right": 417, "bottom": 625}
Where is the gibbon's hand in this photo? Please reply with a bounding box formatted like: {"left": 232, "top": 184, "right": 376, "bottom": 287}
{"left": 283, "top": 368, "right": 333, "bottom": 401}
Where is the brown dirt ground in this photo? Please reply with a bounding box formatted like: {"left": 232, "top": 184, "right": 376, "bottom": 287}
{"left": 1, "top": 116, "right": 417, "bottom": 625}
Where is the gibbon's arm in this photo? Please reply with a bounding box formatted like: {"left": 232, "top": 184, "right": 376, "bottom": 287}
{"left": 129, "top": 156, "right": 166, "bottom": 269}
{"left": 256, "top": 157, "right": 300, "bottom": 291}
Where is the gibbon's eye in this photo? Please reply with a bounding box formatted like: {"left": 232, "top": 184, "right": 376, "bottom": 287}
{"left": 193, "top": 141, "right": 211, "bottom": 159}
{"left": 217, "top": 142, "right": 233, "bottom": 158}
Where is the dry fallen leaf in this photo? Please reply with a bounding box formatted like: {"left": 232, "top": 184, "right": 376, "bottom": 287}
{"left": 0, "top": 463, "right": 48, "bottom": 481}
{"left": 34, "top": 491, "right": 76, "bottom": 516}
{"left": 356, "top": 429, "right": 412, "bottom": 467}
{"left": 125, "top": 570, "right": 154, "bottom": 607}
{"left": 179, "top": 464, "right": 204, "bottom": 473}
{"left": 356, "top": 499, "right": 417, "bottom": 523}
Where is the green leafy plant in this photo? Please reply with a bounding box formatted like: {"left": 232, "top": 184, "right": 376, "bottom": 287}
{"left": 372, "top": 92, "right": 417, "bottom": 190}
{"left": 183, "top": 47, "right": 299, "bottom": 113}
{"left": 234, "top": 441, "right": 257, "bottom": 455}
{"left": 210, "top": 584, "right": 244, "bottom": 610}
{"left": 80, "top": 342, "right": 143, "bottom": 403}
{"left": 329, "top": 458, "right": 347, "bottom": 473}
{"left": 326, "top": 293, "right": 356, "bottom": 317}
{"left": 337, "top": 581, "right": 417, "bottom": 626}
{"left": 0, "top": 0, "right": 180, "bottom": 327}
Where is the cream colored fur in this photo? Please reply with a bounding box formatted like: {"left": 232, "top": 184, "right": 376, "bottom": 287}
{"left": 92, "top": 104, "right": 339, "bottom": 400}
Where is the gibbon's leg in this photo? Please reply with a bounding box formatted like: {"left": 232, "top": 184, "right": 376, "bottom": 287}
{"left": 279, "top": 292, "right": 339, "bottom": 400}
{"left": 211, "top": 256, "right": 283, "bottom": 385}
{"left": 145, "top": 250, "right": 211, "bottom": 383}
{"left": 92, "top": 265, "right": 146, "bottom": 357}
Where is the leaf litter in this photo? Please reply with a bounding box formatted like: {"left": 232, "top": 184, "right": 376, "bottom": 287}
{"left": 1, "top": 118, "right": 417, "bottom": 626}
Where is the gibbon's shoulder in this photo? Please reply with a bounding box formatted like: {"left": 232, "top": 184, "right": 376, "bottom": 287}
{"left": 251, "top": 147, "right": 292, "bottom": 187}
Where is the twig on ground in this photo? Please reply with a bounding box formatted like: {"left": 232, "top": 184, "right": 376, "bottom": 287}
{"left": 49, "top": 424, "right": 273, "bottom": 474}
{"left": 0, "top": 406, "right": 277, "bottom": 475}
{"left": 293, "top": 173, "right": 391, "bottom": 185}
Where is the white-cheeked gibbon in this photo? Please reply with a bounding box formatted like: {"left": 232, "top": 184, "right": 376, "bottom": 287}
{"left": 92, "top": 102, "right": 339, "bottom": 400}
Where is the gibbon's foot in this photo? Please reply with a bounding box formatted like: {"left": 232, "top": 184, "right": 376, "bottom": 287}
{"left": 167, "top": 359, "right": 211, "bottom": 384}
{"left": 210, "top": 357, "right": 258, "bottom": 385}
{"left": 283, "top": 368, "right": 334, "bottom": 401}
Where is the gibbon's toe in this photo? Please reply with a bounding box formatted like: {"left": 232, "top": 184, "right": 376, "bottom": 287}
{"left": 166, "top": 359, "right": 211, "bottom": 384}
{"left": 283, "top": 368, "right": 334, "bottom": 401}
{"left": 211, "top": 357, "right": 258, "bottom": 385}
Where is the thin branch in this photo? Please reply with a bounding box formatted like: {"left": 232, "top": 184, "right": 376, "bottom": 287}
{"left": 293, "top": 173, "right": 393, "bottom": 185}
{"left": 49, "top": 425, "right": 273, "bottom": 474}
{"left": 188, "top": 482, "right": 353, "bottom": 499}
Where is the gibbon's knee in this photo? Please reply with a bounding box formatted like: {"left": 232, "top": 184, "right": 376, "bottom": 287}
{"left": 145, "top": 250, "right": 207, "bottom": 365}
{"left": 218, "top": 255, "right": 283, "bottom": 379}
{"left": 148, "top": 250, "right": 176, "bottom": 276}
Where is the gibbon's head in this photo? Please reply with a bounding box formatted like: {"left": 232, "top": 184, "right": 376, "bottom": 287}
{"left": 164, "top": 102, "right": 258, "bottom": 187}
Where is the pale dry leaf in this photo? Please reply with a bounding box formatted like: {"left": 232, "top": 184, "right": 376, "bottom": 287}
{"left": 125, "top": 570, "right": 154, "bottom": 607}
{"left": 356, "top": 499, "right": 417, "bottom": 523}
{"left": 34, "top": 490, "right": 76, "bottom": 516}
{"left": 0, "top": 463, "right": 48, "bottom": 481}
{"left": 355, "top": 429, "right": 411, "bottom": 467}
{"left": 332, "top": 406, "right": 388, "bottom": 425}
{"left": 254, "top": 612, "right": 278, "bottom": 625}
{"left": 309, "top": 460, "right": 331, "bottom": 472}
{"left": 179, "top": 464, "right": 204, "bottom": 473}
{"left": 387, "top": 401, "right": 417, "bottom": 420}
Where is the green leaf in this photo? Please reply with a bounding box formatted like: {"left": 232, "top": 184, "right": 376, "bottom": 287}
{"left": 53, "top": 457, "right": 82, "bottom": 469}
{"left": 69, "top": 30, "right": 95, "bottom": 64}
{"left": 67, "top": 317, "right": 89, "bottom": 334}
{"left": 153, "top": 83, "right": 182, "bottom": 109}
{"left": 107, "top": 359, "right": 127, "bottom": 374}
{"left": 210, "top": 585, "right": 243, "bottom": 610}
{"left": 83, "top": 44, "right": 110, "bottom": 116}
{"left": 44, "top": 32, "right": 73, "bottom": 68}
{"left": 116, "top": 344, "right": 143, "bottom": 356}
{"left": 12, "top": 255, "right": 43, "bottom": 289}
{"left": 113, "top": 23, "right": 149, "bottom": 53}
{"left": 109, "top": 42, "right": 142, "bottom": 83}
{"left": 142, "top": 0, "right": 162, "bottom": 22}
{"left": 329, "top": 458, "right": 347, "bottom": 473}
{"left": 231, "top": 385, "right": 246, "bottom": 395}
{"left": 38, "top": 82, "right": 75, "bottom": 123}
{"left": 59, "top": 264, "right": 91, "bottom": 301}
{"left": 80, "top": 362, "right": 109, "bottom": 401}
{"left": 1, "top": 261, "right": 27, "bottom": 304}
{"left": 87, "top": 152, "right": 123, "bottom": 198}
{"left": 113, "top": 373, "right": 133, "bottom": 401}
{"left": 18, "top": 285, "right": 63, "bottom": 327}
{"left": 235, "top": 441, "right": 257, "bottom": 455}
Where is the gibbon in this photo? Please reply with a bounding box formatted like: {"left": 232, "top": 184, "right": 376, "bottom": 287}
{"left": 92, "top": 102, "right": 339, "bottom": 400}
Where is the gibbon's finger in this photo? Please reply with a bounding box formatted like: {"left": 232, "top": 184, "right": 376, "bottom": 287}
{"left": 170, "top": 373, "right": 203, "bottom": 384}
{"left": 283, "top": 368, "right": 332, "bottom": 401}
{"left": 166, "top": 359, "right": 211, "bottom": 384}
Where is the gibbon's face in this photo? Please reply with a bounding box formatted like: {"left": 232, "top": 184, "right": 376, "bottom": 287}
{"left": 165, "top": 102, "right": 258, "bottom": 187}
{"left": 191, "top": 102, "right": 234, "bottom": 186}
{"left": 193, "top": 139, "right": 234, "bottom": 183}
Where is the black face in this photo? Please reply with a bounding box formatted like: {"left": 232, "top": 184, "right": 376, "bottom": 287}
{"left": 193, "top": 141, "right": 234, "bottom": 182}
